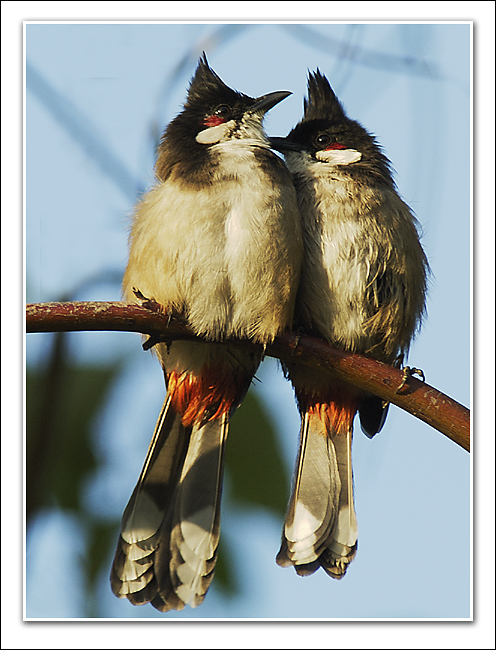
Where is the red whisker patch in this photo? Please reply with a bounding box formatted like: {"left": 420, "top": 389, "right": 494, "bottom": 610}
{"left": 326, "top": 143, "right": 347, "bottom": 150}
{"left": 204, "top": 115, "right": 226, "bottom": 127}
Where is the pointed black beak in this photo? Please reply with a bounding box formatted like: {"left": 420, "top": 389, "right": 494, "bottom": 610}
{"left": 250, "top": 91, "right": 292, "bottom": 115}
{"left": 269, "top": 136, "right": 303, "bottom": 154}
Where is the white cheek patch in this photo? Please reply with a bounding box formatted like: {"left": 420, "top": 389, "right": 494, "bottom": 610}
{"left": 195, "top": 120, "right": 236, "bottom": 145}
{"left": 316, "top": 148, "right": 362, "bottom": 165}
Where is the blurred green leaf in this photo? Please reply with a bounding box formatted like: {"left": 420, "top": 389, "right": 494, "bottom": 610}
{"left": 83, "top": 518, "right": 121, "bottom": 617}
{"left": 226, "top": 390, "right": 290, "bottom": 517}
{"left": 85, "top": 519, "right": 120, "bottom": 588}
{"left": 210, "top": 536, "right": 239, "bottom": 597}
{"left": 26, "top": 332, "right": 120, "bottom": 518}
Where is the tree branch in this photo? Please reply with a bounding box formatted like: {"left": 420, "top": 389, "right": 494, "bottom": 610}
{"left": 26, "top": 301, "right": 470, "bottom": 452}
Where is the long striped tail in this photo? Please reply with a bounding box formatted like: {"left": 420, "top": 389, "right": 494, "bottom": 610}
{"left": 110, "top": 395, "right": 229, "bottom": 611}
{"left": 277, "top": 399, "right": 358, "bottom": 579}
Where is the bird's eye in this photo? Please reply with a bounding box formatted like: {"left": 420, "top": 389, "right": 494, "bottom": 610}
{"left": 214, "top": 104, "right": 231, "bottom": 117}
{"left": 315, "top": 133, "right": 330, "bottom": 147}
{"left": 203, "top": 105, "right": 232, "bottom": 127}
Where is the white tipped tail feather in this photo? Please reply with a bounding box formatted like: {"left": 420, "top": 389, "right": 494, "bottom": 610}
{"left": 110, "top": 397, "right": 229, "bottom": 611}
{"left": 277, "top": 410, "right": 358, "bottom": 579}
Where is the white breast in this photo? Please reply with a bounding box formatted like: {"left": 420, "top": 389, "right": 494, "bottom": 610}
{"left": 297, "top": 173, "right": 377, "bottom": 350}
{"left": 124, "top": 143, "right": 301, "bottom": 343}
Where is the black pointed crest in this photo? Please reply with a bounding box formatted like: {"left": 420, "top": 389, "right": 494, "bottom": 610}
{"left": 185, "top": 53, "right": 248, "bottom": 109}
{"left": 303, "top": 70, "right": 346, "bottom": 123}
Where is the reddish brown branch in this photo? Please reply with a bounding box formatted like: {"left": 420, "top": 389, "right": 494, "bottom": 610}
{"left": 26, "top": 301, "right": 470, "bottom": 452}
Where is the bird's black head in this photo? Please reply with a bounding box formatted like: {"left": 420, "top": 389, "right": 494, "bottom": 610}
{"left": 183, "top": 54, "right": 253, "bottom": 132}
{"left": 156, "top": 54, "right": 291, "bottom": 183}
{"left": 272, "top": 70, "right": 394, "bottom": 187}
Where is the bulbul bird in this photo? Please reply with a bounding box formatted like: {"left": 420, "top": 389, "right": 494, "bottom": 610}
{"left": 110, "top": 55, "right": 302, "bottom": 612}
{"left": 270, "top": 71, "right": 429, "bottom": 579}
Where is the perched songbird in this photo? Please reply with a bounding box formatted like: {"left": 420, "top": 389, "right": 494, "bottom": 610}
{"left": 110, "top": 55, "right": 302, "bottom": 612}
{"left": 270, "top": 71, "right": 429, "bottom": 579}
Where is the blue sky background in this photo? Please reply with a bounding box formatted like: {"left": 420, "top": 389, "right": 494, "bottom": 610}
{"left": 2, "top": 2, "right": 495, "bottom": 649}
